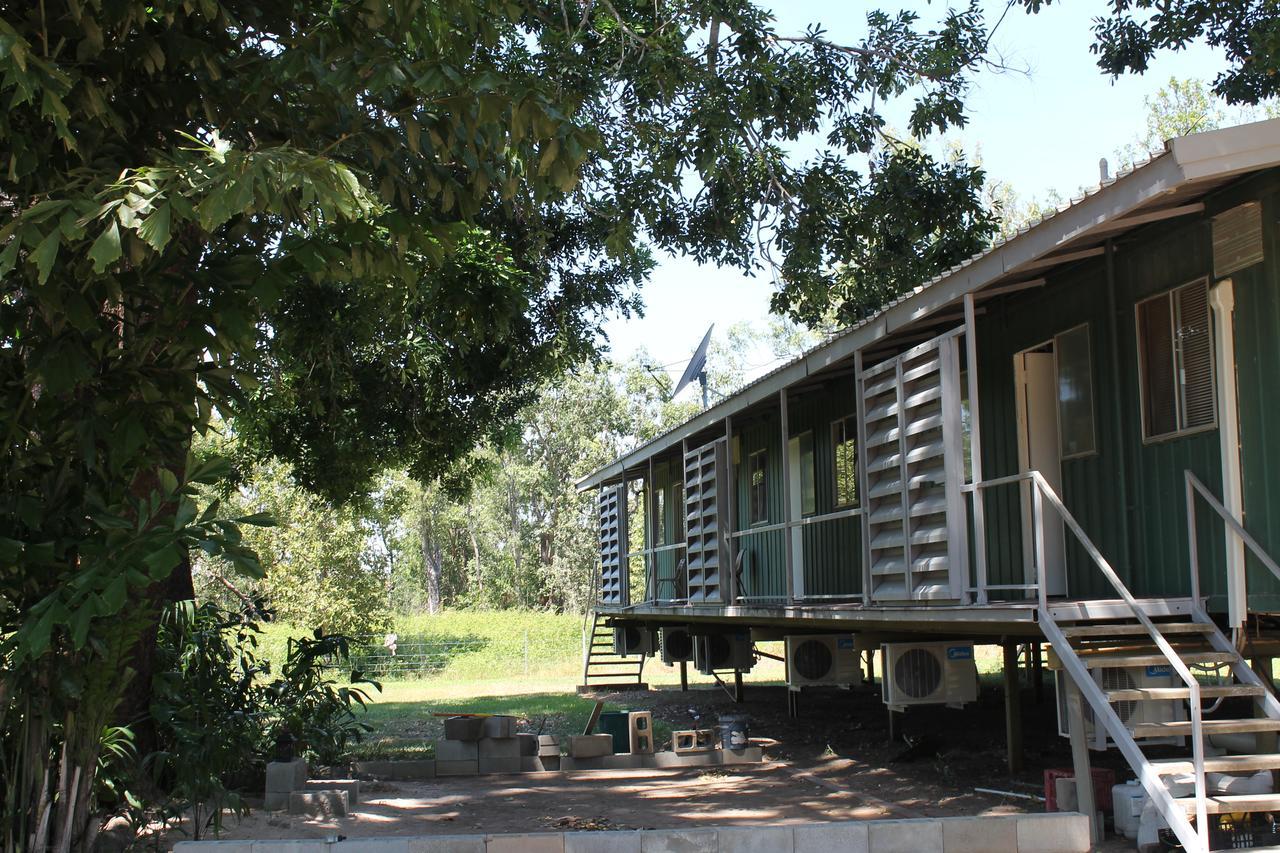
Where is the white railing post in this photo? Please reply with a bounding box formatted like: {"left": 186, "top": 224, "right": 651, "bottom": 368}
{"left": 1033, "top": 485, "right": 1048, "bottom": 612}
{"left": 1185, "top": 471, "right": 1202, "bottom": 606}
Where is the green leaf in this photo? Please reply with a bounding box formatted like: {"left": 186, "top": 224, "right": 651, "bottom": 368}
{"left": 143, "top": 544, "right": 181, "bottom": 579}
{"left": 0, "top": 238, "right": 19, "bottom": 276}
{"left": 157, "top": 468, "right": 179, "bottom": 495}
{"left": 235, "top": 512, "right": 275, "bottom": 527}
{"left": 137, "top": 203, "right": 171, "bottom": 251}
{"left": 88, "top": 220, "right": 121, "bottom": 272}
{"left": 100, "top": 574, "right": 127, "bottom": 612}
{"left": 32, "top": 229, "right": 59, "bottom": 284}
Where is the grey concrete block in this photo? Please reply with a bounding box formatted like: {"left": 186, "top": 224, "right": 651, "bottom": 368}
{"left": 600, "top": 753, "right": 647, "bottom": 770}
{"left": 485, "top": 833, "right": 565, "bottom": 852}
{"left": 539, "top": 756, "right": 561, "bottom": 771}
{"left": 520, "top": 756, "right": 549, "bottom": 772}
{"left": 263, "top": 791, "right": 290, "bottom": 810}
{"left": 303, "top": 778, "right": 359, "bottom": 803}
{"left": 437, "top": 739, "right": 480, "bottom": 761}
{"left": 1014, "top": 813, "right": 1090, "bottom": 853}
{"left": 444, "top": 716, "right": 484, "bottom": 741}
{"left": 407, "top": 837, "right": 486, "bottom": 853}
{"left": 482, "top": 715, "right": 517, "bottom": 738}
{"left": 479, "top": 737, "right": 522, "bottom": 759}
{"left": 537, "top": 735, "right": 560, "bottom": 747}
{"left": 794, "top": 821, "right": 870, "bottom": 853}
{"left": 639, "top": 829, "right": 717, "bottom": 853}
{"left": 265, "top": 759, "right": 308, "bottom": 792}
{"left": 651, "top": 751, "right": 717, "bottom": 768}
{"left": 332, "top": 841, "right": 410, "bottom": 853}
{"left": 558, "top": 756, "right": 604, "bottom": 771}
{"left": 568, "top": 734, "right": 613, "bottom": 758}
{"left": 942, "top": 816, "right": 1017, "bottom": 853}
{"left": 518, "top": 733, "right": 539, "bottom": 756}
{"left": 251, "top": 843, "right": 328, "bottom": 853}
{"left": 436, "top": 759, "right": 479, "bottom": 777}
{"left": 288, "top": 789, "right": 348, "bottom": 818}
{"left": 353, "top": 759, "right": 435, "bottom": 780}
{"left": 719, "top": 747, "right": 762, "bottom": 765}
{"left": 173, "top": 843, "right": 253, "bottom": 853}
{"left": 718, "top": 826, "right": 794, "bottom": 853}
{"left": 867, "top": 819, "right": 942, "bottom": 853}
{"left": 479, "top": 757, "right": 523, "bottom": 775}
{"left": 564, "top": 831, "right": 643, "bottom": 853}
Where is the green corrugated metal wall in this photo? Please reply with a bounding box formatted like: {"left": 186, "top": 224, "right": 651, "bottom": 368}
{"left": 733, "top": 413, "right": 788, "bottom": 600}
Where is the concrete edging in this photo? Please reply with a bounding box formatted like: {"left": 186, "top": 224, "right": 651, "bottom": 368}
{"left": 173, "top": 811, "right": 1090, "bottom": 852}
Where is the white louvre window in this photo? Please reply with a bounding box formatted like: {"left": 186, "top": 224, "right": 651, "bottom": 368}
{"left": 1137, "top": 278, "right": 1216, "bottom": 441}
{"left": 1055, "top": 324, "right": 1097, "bottom": 458}
{"left": 831, "top": 416, "right": 859, "bottom": 507}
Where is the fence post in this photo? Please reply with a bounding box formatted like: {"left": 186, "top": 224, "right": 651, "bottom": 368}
{"left": 524, "top": 631, "right": 530, "bottom": 676}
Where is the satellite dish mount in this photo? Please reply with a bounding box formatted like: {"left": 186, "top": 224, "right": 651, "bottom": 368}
{"left": 671, "top": 324, "right": 714, "bottom": 409}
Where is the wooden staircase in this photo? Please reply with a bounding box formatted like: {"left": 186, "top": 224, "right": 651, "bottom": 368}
{"left": 578, "top": 611, "right": 647, "bottom": 693}
{"left": 1042, "top": 597, "right": 1280, "bottom": 851}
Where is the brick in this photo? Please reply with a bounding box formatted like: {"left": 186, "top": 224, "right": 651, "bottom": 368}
{"left": 479, "top": 737, "right": 521, "bottom": 759}
{"left": 436, "top": 759, "right": 479, "bottom": 777}
{"left": 867, "top": 819, "right": 942, "bottom": 853}
{"left": 482, "top": 716, "right": 517, "bottom": 738}
{"left": 443, "top": 716, "right": 484, "bottom": 741}
{"left": 479, "top": 757, "right": 522, "bottom": 775}
{"left": 565, "top": 831, "right": 643, "bottom": 853}
{"left": 568, "top": 734, "right": 613, "bottom": 758}
{"left": 303, "top": 778, "right": 359, "bottom": 804}
{"left": 288, "top": 789, "right": 348, "bottom": 818}
{"left": 352, "top": 759, "right": 435, "bottom": 780}
{"left": 485, "top": 833, "right": 565, "bottom": 853}
{"left": 436, "top": 739, "right": 479, "bottom": 761}
{"left": 794, "top": 822, "right": 870, "bottom": 853}
{"left": 518, "top": 733, "right": 539, "bottom": 756}
{"left": 1014, "top": 813, "right": 1090, "bottom": 853}
{"left": 639, "top": 829, "right": 717, "bottom": 853}
{"left": 718, "top": 826, "right": 794, "bottom": 853}
{"left": 407, "top": 837, "right": 486, "bottom": 853}
{"left": 942, "top": 816, "right": 1017, "bottom": 853}
{"left": 265, "top": 759, "right": 308, "bottom": 792}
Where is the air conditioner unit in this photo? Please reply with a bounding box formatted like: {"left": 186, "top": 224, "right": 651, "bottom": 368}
{"left": 882, "top": 642, "right": 978, "bottom": 710}
{"left": 660, "top": 626, "right": 695, "bottom": 665}
{"left": 694, "top": 630, "right": 754, "bottom": 675}
{"left": 785, "top": 634, "right": 863, "bottom": 687}
{"left": 1055, "top": 666, "right": 1186, "bottom": 750}
{"left": 613, "top": 625, "right": 655, "bottom": 657}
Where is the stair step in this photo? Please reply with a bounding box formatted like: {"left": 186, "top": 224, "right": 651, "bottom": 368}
{"left": 1132, "top": 719, "right": 1280, "bottom": 738}
{"left": 1047, "top": 597, "right": 1196, "bottom": 621}
{"left": 1175, "top": 793, "right": 1280, "bottom": 815}
{"left": 1081, "top": 651, "right": 1236, "bottom": 669}
{"left": 1152, "top": 753, "right": 1280, "bottom": 774}
{"left": 1107, "top": 684, "right": 1265, "bottom": 701}
{"left": 1061, "top": 622, "right": 1214, "bottom": 638}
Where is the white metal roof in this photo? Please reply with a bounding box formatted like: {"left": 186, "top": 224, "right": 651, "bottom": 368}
{"left": 580, "top": 116, "right": 1280, "bottom": 491}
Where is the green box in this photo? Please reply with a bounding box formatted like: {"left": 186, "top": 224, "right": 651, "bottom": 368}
{"left": 597, "top": 710, "right": 630, "bottom": 754}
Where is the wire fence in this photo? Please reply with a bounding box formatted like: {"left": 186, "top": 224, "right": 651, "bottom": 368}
{"left": 325, "top": 633, "right": 541, "bottom": 679}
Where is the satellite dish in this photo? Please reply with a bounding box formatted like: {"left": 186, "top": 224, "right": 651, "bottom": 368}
{"left": 671, "top": 324, "right": 714, "bottom": 407}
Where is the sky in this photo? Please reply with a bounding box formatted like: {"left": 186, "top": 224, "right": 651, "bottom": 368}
{"left": 599, "top": 0, "right": 1228, "bottom": 386}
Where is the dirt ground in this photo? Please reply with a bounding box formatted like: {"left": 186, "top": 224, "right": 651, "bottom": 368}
{"left": 172, "top": 677, "right": 1140, "bottom": 847}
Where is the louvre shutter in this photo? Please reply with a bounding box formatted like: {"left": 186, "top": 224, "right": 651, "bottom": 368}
{"left": 860, "top": 332, "right": 969, "bottom": 602}
{"left": 598, "top": 485, "right": 628, "bottom": 605}
{"left": 1175, "top": 280, "right": 1216, "bottom": 431}
{"left": 684, "top": 439, "right": 727, "bottom": 602}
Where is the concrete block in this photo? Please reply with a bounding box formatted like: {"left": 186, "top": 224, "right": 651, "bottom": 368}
{"left": 1014, "top": 813, "right": 1090, "bottom": 853}
{"left": 537, "top": 735, "right": 560, "bottom": 748}
{"left": 558, "top": 756, "right": 603, "bottom": 771}
{"left": 651, "top": 751, "right": 717, "bottom": 768}
{"left": 538, "top": 756, "right": 561, "bottom": 771}
{"left": 303, "top": 778, "right": 359, "bottom": 803}
{"left": 332, "top": 841, "right": 410, "bottom": 853}
{"left": 479, "top": 737, "right": 522, "bottom": 759}
{"left": 485, "top": 833, "right": 565, "bottom": 853}
{"left": 482, "top": 715, "right": 517, "bottom": 738}
{"left": 568, "top": 734, "right": 613, "bottom": 758}
{"left": 263, "top": 791, "right": 289, "bottom": 810}
{"left": 436, "top": 759, "right": 479, "bottom": 777}
{"left": 564, "top": 831, "right": 643, "bottom": 853}
{"left": 518, "top": 733, "right": 539, "bottom": 756}
{"left": 942, "top": 816, "right": 1017, "bottom": 853}
{"left": 794, "top": 822, "right": 870, "bottom": 853}
{"left": 628, "top": 711, "right": 654, "bottom": 754}
{"left": 520, "top": 756, "right": 549, "bottom": 772}
{"left": 352, "top": 759, "right": 435, "bottom": 780}
{"left": 719, "top": 747, "right": 762, "bottom": 765}
{"left": 288, "top": 789, "right": 348, "bottom": 818}
{"left": 718, "top": 826, "right": 794, "bottom": 853}
{"left": 406, "top": 837, "right": 486, "bottom": 853}
{"left": 443, "top": 716, "right": 484, "bottom": 741}
{"left": 671, "top": 730, "right": 715, "bottom": 754}
{"left": 265, "top": 759, "right": 308, "bottom": 792}
{"left": 639, "top": 829, "right": 717, "bottom": 853}
{"left": 867, "top": 819, "right": 942, "bottom": 853}
{"left": 601, "top": 753, "right": 647, "bottom": 770}
{"left": 479, "top": 757, "right": 523, "bottom": 775}
{"left": 251, "top": 843, "right": 328, "bottom": 853}
{"left": 173, "top": 843, "right": 253, "bottom": 853}
{"left": 436, "top": 739, "right": 479, "bottom": 761}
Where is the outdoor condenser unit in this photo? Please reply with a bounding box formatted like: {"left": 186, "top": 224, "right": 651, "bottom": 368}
{"left": 660, "top": 626, "right": 695, "bottom": 665}
{"left": 1055, "top": 666, "right": 1186, "bottom": 750}
{"left": 785, "top": 634, "right": 863, "bottom": 687}
{"left": 694, "top": 630, "right": 754, "bottom": 675}
{"left": 881, "top": 642, "right": 978, "bottom": 711}
{"left": 613, "top": 625, "right": 655, "bottom": 657}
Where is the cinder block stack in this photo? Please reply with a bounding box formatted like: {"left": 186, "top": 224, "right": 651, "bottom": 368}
{"left": 436, "top": 715, "right": 527, "bottom": 776}
{"left": 628, "top": 711, "right": 654, "bottom": 754}
{"left": 264, "top": 759, "right": 307, "bottom": 810}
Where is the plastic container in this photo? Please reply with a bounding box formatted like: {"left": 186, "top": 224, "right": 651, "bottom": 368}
{"left": 597, "top": 711, "right": 630, "bottom": 753}
{"left": 1112, "top": 780, "right": 1146, "bottom": 840}
{"left": 719, "top": 714, "right": 750, "bottom": 749}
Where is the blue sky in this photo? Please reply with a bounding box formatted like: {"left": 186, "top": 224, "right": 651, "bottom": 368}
{"left": 601, "top": 0, "right": 1226, "bottom": 381}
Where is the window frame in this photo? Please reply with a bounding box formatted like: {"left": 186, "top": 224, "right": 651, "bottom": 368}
{"left": 796, "top": 430, "right": 817, "bottom": 518}
{"left": 830, "top": 414, "right": 859, "bottom": 509}
{"left": 1135, "top": 277, "right": 1218, "bottom": 444}
{"left": 1053, "top": 323, "right": 1098, "bottom": 461}
{"left": 748, "top": 448, "right": 769, "bottom": 526}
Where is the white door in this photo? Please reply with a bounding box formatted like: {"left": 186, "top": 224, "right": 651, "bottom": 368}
{"left": 1014, "top": 350, "right": 1068, "bottom": 596}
